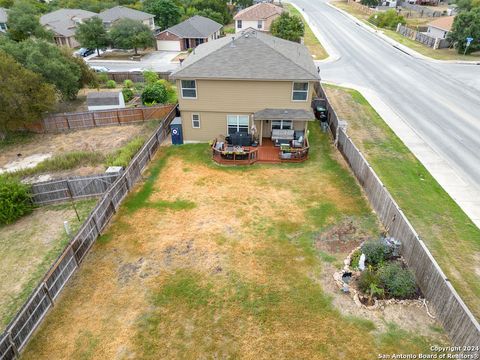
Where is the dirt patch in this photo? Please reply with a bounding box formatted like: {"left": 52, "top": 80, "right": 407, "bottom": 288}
{"left": 0, "top": 124, "right": 152, "bottom": 175}
{"left": 315, "top": 218, "right": 371, "bottom": 253}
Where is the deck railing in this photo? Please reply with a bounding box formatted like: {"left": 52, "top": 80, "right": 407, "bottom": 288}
{"left": 212, "top": 140, "right": 259, "bottom": 165}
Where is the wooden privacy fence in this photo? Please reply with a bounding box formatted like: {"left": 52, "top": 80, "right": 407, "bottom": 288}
{"left": 41, "top": 104, "right": 175, "bottom": 133}
{"left": 30, "top": 173, "right": 120, "bottom": 205}
{"left": 317, "top": 84, "right": 480, "bottom": 347}
{"left": 0, "top": 106, "right": 177, "bottom": 360}
{"left": 397, "top": 24, "right": 450, "bottom": 49}
{"left": 107, "top": 71, "right": 171, "bottom": 83}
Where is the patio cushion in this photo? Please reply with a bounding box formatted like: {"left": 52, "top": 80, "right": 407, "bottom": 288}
{"left": 271, "top": 129, "right": 294, "bottom": 141}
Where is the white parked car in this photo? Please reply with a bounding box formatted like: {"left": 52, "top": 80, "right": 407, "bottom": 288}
{"left": 89, "top": 65, "right": 110, "bottom": 73}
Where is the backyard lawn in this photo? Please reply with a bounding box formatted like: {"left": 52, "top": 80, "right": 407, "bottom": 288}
{"left": 21, "top": 124, "right": 447, "bottom": 359}
{"left": 324, "top": 84, "right": 480, "bottom": 320}
{"left": 332, "top": 1, "right": 480, "bottom": 61}
{"left": 285, "top": 4, "right": 329, "bottom": 60}
{"left": 0, "top": 200, "right": 96, "bottom": 330}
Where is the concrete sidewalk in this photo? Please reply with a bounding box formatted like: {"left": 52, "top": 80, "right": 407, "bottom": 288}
{"left": 290, "top": 1, "right": 480, "bottom": 228}
{"left": 327, "top": 81, "right": 480, "bottom": 228}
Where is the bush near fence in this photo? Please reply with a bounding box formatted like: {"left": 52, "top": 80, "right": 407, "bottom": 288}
{"left": 316, "top": 84, "right": 480, "bottom": 348}
{"left": 0, "top": 106, "right": 177, "bottom": 360}
{"left": 107, "top": 71, "right": 171, "bottom": 84}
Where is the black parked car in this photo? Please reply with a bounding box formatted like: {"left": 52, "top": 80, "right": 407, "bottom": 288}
{"left": 76, "top": 48, "right": 95, "bottom": 57}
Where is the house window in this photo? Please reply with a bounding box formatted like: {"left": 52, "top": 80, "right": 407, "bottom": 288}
{"left": 195, "top": 38, "right": 204, "bottom": 46}
{"left": 257, "top": 20, "right": 263, "bottom": 29}
{"left": 227, "top": 115, "right": 249, "bottom": 135}
{"left": 237, "top": 20, "right": 242, "bottom": 29}
{"left": 181, "top": 80, "right": 197, "bottom": 99}
{"left": 192, "top": 114, "right": 200, "bottom": 128}
{"left": 272, "top": 120, "right": 293, "bottom": 130}
{"left": 292, "top": 82, "right": 309, "bottom": 101}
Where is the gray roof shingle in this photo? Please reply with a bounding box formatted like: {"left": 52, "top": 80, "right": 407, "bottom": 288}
{"left": 159, "top": 15, "right": 222, "bottom": 38}
{"left": 87, "top": 92, "right": 120, "bottom": 106}
{"left": 172, "top": 30, "right": 319, "bottom": 81}
{"left": 98, "top": 6, "right": 154, "bottom": 23}
{"left": 254, "top": 108, "right": 315, "bottom": 121}
{"left": 40, "top": 9, "right": 96, "bottom": 37}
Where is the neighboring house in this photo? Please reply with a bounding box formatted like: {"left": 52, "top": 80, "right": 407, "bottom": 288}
{"left": 171, "top": 29, "right": 318, "bottom": 144}
{"left": 234, "top": 2, "right": 283, "bottom": 33}
{"left": 87, "top": 91, "right": 125, "bottom": 111}
{"left": 98, "top": 6, "right": 155, "bottom": 30}
{"left": 155, "top": 15, "right": 222, "bottom": 51}
{"left": 0, "top": 7, "right": 8, "bottom": 32}
{"left": 426, "top": 16, "right": 454, "bottom": 39}
{"left": 40, "top": 9, "right": 96, "bottom": 48}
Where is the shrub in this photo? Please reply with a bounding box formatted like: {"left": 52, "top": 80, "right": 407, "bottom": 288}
{"left": 124, "top": 79, "right": 134, "bottom": 88}
{"left": 378, "top": 263, "right": 417, "bottom": 298}
{"left": 106, "top": 80, "right": 117, "bottom": 89}
{"left": 224, "top": 27, "right": 235, "bottom": 34}
{"left": 106, "top": 137, "right": 145, "bottom": 167}
{"left": 361, "top": 240, "right": 392, "bottom": 266}
{"left": 97, "top": 72, "right": 109, "bottom": 84}
{"left": 0, "top": 177, "right": 33, "bottom": 225}
{"left": 143, "top": 70, "right": 159, "bottom": 85}
{"left": 141, "top": 82, "right": 168, "bottom": 105}
{"left": 369, "top": 10, "right": 406, "bottom": 30}
{"left": 357, "top": 267, "right": 380, "bottom": 294}
{"left": 122, "top": 88, "right": 134, "bottom": 103}
{"left": 350, "top": 249, "right": 362, "bottom": 269}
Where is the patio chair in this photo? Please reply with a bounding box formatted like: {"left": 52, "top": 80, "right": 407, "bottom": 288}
{"left": 292, "top": 135, "right": 304, "bottom": 148}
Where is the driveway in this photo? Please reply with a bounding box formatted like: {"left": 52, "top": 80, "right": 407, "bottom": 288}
{"left": 292, "top": 0, "right": 480, "bottom": 226}
{"left": 86, "top": 50, "right": 181, "bottom": 72}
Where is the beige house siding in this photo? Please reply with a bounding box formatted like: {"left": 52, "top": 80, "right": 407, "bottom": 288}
{"left": 177, "top": 79, "right": 315, "bottom": 113}
{"left": 177, "top": 79, "right": 314, "bottom": 142}
{"left": 181, "top": 111, "right": 252, "bottom": 142}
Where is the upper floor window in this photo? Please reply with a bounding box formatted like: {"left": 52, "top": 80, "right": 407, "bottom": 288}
{"left": 257, "top": 20, "right": 263, "bottom": 29}
{"left": 181, "top": 80, "right": 197, "bottom": 99}
{"left": 292, "top": 82, "right": 309, "bottom": 101}
{"left": 237, "top": 20, "right": 242, "bottom": 29}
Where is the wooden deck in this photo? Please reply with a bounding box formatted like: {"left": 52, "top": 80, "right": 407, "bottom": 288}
{"left": 212, "top": 138, "right": 308, "bottom": 165}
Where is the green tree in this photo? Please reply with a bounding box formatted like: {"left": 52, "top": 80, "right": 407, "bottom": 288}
{"left": 141, "top": 82, "right": 168, "bottom": 105}
{"left": 0, "top": 38, "right": 83, "bottom": 99}
{"left": 191, "top": 0, "right": 232, "bottom": 24}
{"left": 448, "top": 7, "right": 480, "bottom": 54}
{"left": 455, "top": 0, "right": 480, "bottom": 12}
{"left": 0, "top": 51, "right": 56, "bottom": 138}
{"left": 7, "top": 0, "right": 52, "bottom": 41}
{"left": 197, "top": 8, "right": 223, "bottom": 24}
{"left": 0, "top": 177, "right": 34, "bottom": 225}
{"left": 109, "top": 19, "right": 154, "bottom": 55}
{"left": 75, "top": 16, "right": 108, "bottom": 56}
{"left": 360, "top": 0, "right": 379, "bottom": 7}
{"left": 143, "top": 0, "right": 182, "bottom": 29}
{"left": 235, "top": 0, "right": 253, "bottom": 8}
{"left": 270, "top": 12, "right": 305, "bottom": 43}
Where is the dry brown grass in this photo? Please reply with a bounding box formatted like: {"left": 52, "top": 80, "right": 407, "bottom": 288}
{"left": 21, "top": 129, "right": 448, "bottom": 359}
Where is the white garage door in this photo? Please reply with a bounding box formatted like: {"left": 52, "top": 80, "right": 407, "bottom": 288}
{"left": 157, "top": 40, "right": 181, "bottom": 51}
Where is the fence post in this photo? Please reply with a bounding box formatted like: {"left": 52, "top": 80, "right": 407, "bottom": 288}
{"left": 117, "top": 109, "right": 121, "bottom": 125}
{"left": 65, "top": 114, "right": 71, "bottom": 130}
{"left": 43, "top": 283, "right": 54, "bottom": 307}
{"left": 8, "top": 332, "right": 20, "bottom": 359}
{"left": 92, "top": 112, "right": 96, "bottom": 127}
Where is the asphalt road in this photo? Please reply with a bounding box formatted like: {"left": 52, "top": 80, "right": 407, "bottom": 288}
{"left": 294, "top": 0, "right": 480, "bottom": 193}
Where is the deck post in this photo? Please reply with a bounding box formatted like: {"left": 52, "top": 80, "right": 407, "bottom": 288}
{"left": 260, "top": 120, "right": 263, "bottom": 146}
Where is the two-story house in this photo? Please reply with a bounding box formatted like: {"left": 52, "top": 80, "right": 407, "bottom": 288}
{"left": 234, "top": 2, "right": 283, "bottom": 33}
{"left": 171, "top": 29, "right": 319, "bottom": 150}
